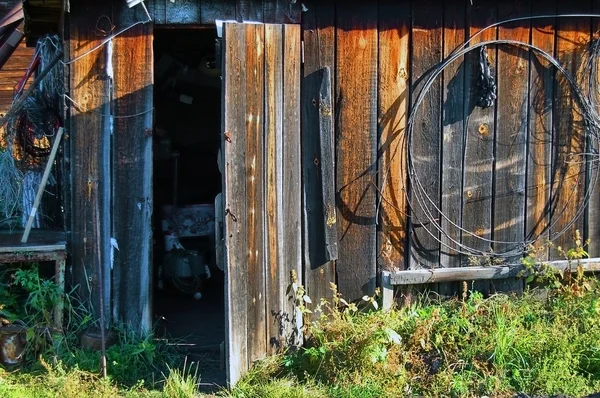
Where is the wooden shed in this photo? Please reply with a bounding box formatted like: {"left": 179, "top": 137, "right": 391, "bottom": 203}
{"left": 11, "top": 0, "right": 600, "bottom": 385}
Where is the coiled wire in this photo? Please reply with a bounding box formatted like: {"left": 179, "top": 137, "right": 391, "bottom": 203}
{"left": 394, "top": 14, "right": 600, "bottom": 261}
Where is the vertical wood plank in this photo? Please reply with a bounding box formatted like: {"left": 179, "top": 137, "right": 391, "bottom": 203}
{"left": 589, "top": 1, "right": 600, "bottom": 257}
{"left": 111, "top": 5, "right": 154, "bottom": 331}
{"left": 551, "top": 2, "right": 590, "bottom": 259}
{"left": 236, "top": 0, "right": 264, "bottom": 22}
{"left": 317, "top": 67, "right": 338, "bottom": 262}
{"left": 493, "top": 0, "right": 530, "bottom": 293}
{"left": 281, "top": 23, "right": 302, "bottom": 346}
{"left": 410, "top": 0, "right": 443, "bottom": 272}
{"left": 377, "top": 0, "right": 410, "bottom": 277}
{"left": 201, "top": 0, "right": 236, "bottom": 24}
{"left": 69, "top": 2, "right": 111, "bottom": 321}
{"left": 223, "top": 22, "right": 248, "bottom": 386}
{"left": 263, "top": 0, "right": 302, "bottom": 24}
{"left": 440, "top": 0, "right": 467, "bottom": 296}
{"left": 335, "top": 2, "right": 378, "bottom": 300}
{"left": 245, "top": 23, "right": 266, "bottom": 364}
{"left": 301, "top": 3, "right": 336, "bottom": 303}
{"left": 462, "top": 0, "right": 497, "bottom": 295}
{"left": 147, "top": 0, "right": 166, "bottom": 24}
{"left": 265, "top": 23, "right": 284, "bottom": 356}
{"left": 527, "top": 1, "right": 556, "bottom": 261}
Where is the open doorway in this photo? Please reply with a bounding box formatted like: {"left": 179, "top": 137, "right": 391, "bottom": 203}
{"left": 152, "top": 26, "right": 224, "bottom": 387}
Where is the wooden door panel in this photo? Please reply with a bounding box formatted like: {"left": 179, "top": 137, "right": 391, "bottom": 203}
{"left": 222, "top": 21, "right": 301, "bottom": 386}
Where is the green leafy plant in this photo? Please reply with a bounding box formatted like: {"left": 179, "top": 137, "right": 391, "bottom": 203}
{"left": 13, "top": 264, "right": 61, "bottom": 326}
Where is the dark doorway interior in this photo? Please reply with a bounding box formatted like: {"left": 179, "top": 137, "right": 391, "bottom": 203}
{"left": 152, "top": 27, "right": 224, "bottom": 390}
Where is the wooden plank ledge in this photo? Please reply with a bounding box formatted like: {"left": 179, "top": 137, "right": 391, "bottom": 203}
{"left": 0, "top": 230, "right": 66, "bottom": 253}
{"left": 380, "top": 258, "right": 600, "bottom": 309}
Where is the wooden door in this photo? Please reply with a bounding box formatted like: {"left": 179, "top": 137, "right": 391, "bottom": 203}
{"left": 221, "top": 22, "right": 302, "bottom": 386}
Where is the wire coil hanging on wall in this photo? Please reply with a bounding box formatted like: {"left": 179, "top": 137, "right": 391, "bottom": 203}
{"left": 399, "top": 15, "right": 600, "bottom": 262}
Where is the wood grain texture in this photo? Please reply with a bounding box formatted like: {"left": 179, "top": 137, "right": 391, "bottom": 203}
{"left": 264, "top": 0, "right": 302, "bottom": 24}
{"left": 301, "top": 2, "right": 336, "bottom": 303}
{"left": 111, "top": 4, "right": 154, "bottom": 331}
{"left": 439, "top": 0, "right": 466, "bottom": 296}
{"left": 244, "top": 23, "right": 266, "bottom": 365}
{"left": 0, "top": 40, "right": 34, "bottom": 115}
{"left": 387, "top": 258, "right": 600, "bottom": 285}
{"left": 166, "top": 0, "right": 201, "bottom": 24}
{"left": 551, "top": 2, "right": 590, "bottom": 259}
{"left": 281, "top": 23, "right": 302, "bottom": 346}
{"left": 462, "top": 1, "right": 497, "bottom": 281}
{"left": 147, "top": 0, "right": 166, "bottom": 24}
{"left": 236, "top": 0, "right": 263, "bottom": 22}
{"left": 317, "top": 67, "right": 338, "bottom": 262}
{"left": 69, "top": 2, "right": 111, "bottom": 322}
{"left": 527, "top": 0, "right": 556, "bottom": 261}
{"left": 200, "top": 0, "right": 236, "bottom": 24}
{"left": 462, "top": 0, "right": 498, "bottom": 295}
{"left": 492, "top": 0, "right": 530, "bottom": 293}
{"left": 335, "top": 3, "right": 378, "bottom": 300}
{"left": 223, "top": 22, "right": 248, "bottom": 387}
{"left": 589, "top": 1, "right": 600, "bottom": 257}
{"left": 377, "top": 0, "right": 410, "bottom": 275}
{"left": 265, "top": 23, "right": 283, "bottom": 359}
{"left": 410, "top": 0, "right": 443, "bottom": 271}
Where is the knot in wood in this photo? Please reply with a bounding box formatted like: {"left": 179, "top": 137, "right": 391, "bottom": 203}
{"left": 478, "top": 123, "right": 490, "bottom": 136}
{"left": 319, "top": 102, "right": 332, "bottom": 116}
{"left": 398, "top": 68, "right": 408, "bottom": 80}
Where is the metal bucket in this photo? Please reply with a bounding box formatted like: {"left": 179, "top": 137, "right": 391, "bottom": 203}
{"left": 0, "top": 325, "right": 27, "bottom": 367}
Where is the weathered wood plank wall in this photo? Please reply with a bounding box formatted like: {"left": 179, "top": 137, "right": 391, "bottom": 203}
{"left": 69, "top": 2, "right": 112, "bottom": 318}
{"left": 222, "top": 22, "right": 301, "bottom": 385}
{"left": 146, "top": 0, "right": 600, "bottom": 301}
{"left": 527, "top": 0, "right": 556, "bottom": 261}
{"left": 62, "top": 0, "right": 600, "bottom": 312}
{"left": 110, "top": 3, "right": 154, "bottom": 331}
{"left": 463, "top": 0, "right": 497, "bottom": 297}
{"left": 149, "top": 0, "right": 302, "bottom": 25}
{"left": 440, "top": 0, "right": 466, "bottom": 296}
{"left": 335, "top": 4, "right": 378, "bottom": 300}
{"left": 492, "top": 0, "right": 529, "bottom": 293}
{"left": 552, "top": 3, "right": 590, "bottom": 260}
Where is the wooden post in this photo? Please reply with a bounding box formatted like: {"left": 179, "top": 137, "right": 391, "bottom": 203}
{"left": 380, "top": 271, "right": 394, "bottom": 310}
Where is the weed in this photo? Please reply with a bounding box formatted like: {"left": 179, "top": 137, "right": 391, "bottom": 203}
{"left": 162, "top": 357, "right": 200, "bottom": 398}
{"left": 231, "top": 262, "right": 600, "bottom": 398}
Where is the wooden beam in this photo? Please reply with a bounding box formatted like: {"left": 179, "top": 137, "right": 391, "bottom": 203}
{"left": 69, "top": 2, "right": 112, "bottom": 321}
{"left": 335, "top": 1, "right": 378, "bottom": 301}
{"left": 301, "top": 2, "right": 336, "bottom": 304}
{"left": 377, "top": 0, "right": 410, "bottom": 274}
{"left": 111, "top": 3, "right": 154, "bottom": 332}
{"left": 21, "top": 127, "right": 64, "bottom": 243}
{"left": 384, "top": 258, "right": 600, "bottom": 286}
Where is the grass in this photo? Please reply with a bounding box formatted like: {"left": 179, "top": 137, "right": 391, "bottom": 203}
{"left": 2, "top": 284, "right": 600, "bottom": 397}
{"left": 227, "top": 279, "right": 600, "bottom": 398}
{"left": 3, "top": 251, "right": 600, "bottom": 397}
